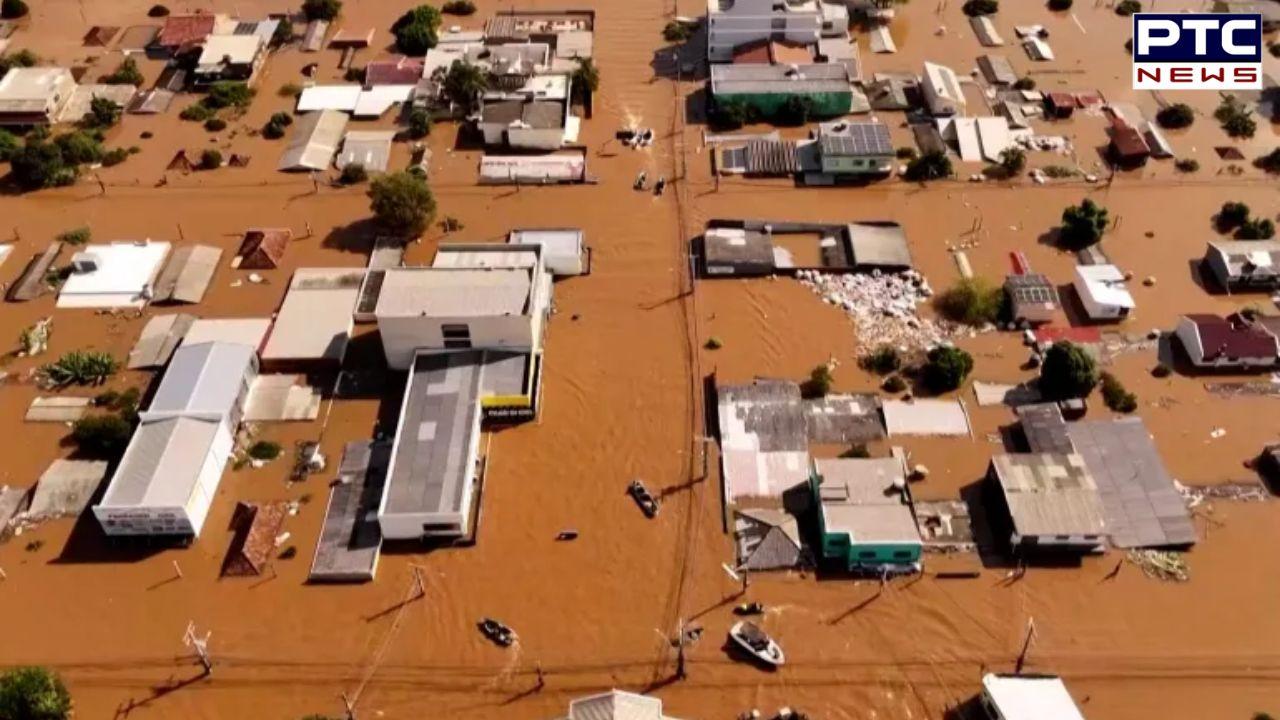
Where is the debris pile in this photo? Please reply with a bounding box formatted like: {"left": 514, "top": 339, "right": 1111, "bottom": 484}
{"left": 1126, "top": 549, "right": 1189, "bottom": 582}
{"left": 796, "top": 270, "right": 960, "bottom": 351}
{"left": 1178, "top": 481, "right": 1270, "bottom": 506}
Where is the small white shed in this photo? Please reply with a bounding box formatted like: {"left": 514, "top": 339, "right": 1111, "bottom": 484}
{"left": 509, "top": 228, "right": 586, "bottom": 276}
{"left": 1072, "top": 264, "right": 1134, "bottom": 321}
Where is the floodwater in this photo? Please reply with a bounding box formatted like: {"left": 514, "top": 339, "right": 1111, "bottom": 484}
{"left": 0, "top": 0, "right": 1277, "bottom": 718}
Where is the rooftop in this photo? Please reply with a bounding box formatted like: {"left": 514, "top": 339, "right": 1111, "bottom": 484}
{"left": 818, "top": 121, "right": 893, "bottom": 157}
{"left": 145, "top": 341, "right": 256, "bottom": 420}
{"left": 1074, "top": 264, "right": 1134, "bottom": 309}
{"left": 157, "top": 13, "right": 219, "bottom": 48}
{"left": 1005, "top": 273, "right": 1058, "bottom": 306}
{"left": 813, "top": 457, "right": 906, "bottom": 505}
{"left": 982, "top": 674, "right": 1087, "bottom": 720}
{"left": 990, "top": 453, "right": 1107, "bottom": 538}
{"left": 100, "top": 416, "right": 221, "bottom": 508}
{"left": 261, "top": 268, "right": 363, "bottom": 361}
{"left": 1206, "top": 240, "right": 1280, "bottom": 277}
{"left": 820, "top": 503, "right": 921, "bottom": 544}
{"left": 480, "top": 98, "right": 565, "bottom": 129}
{"left": 376, "top": 267, "right": 534, "bottom": 318}
{"left": 364, "top": 55, "right": 425, "bottom": 86}
{"left": 711, "top": 63, "right": 852, "bottom": 95}
{"left": 196, "top": 34, "right": 263, "bottom": 68}
{"left": 1182, "top": 313, "right": 1280, "bottom": 361}
{"left": 561, "top": 689, "right": 680, "bottom": 720}
{"left": 0, "top": 67, "right": 74, "bottom": 107}
{"left": 57, "top": 241, "right": 171, "bottom": 309}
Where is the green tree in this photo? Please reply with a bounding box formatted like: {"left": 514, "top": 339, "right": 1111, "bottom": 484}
{"left": 664, "top": 20, "right": 693, "bottom": 42}
{"left": 1155, "top": 103, "right": 1194, "bottom": 129}
{"left": 200, "top": 149, "right": 223, "bottom": 169}
{"left": 922, "top": 346, "right": 974, "bottom": 393}
{"left": 71, "top": 414, "right": 133, "bottom": 458}
{"left": 0, "top": 0, "right": 29, "bottom": 20}
{"left": 55, "top": 131, "right": 104, "bottom": 164}
{"left": 104, "top": 57, "right": 145, "bottom": 86}
{"left": 442, "top": 61, "right": 488, "bottom": 111}
{"left": 1217, "top": 201, "right": 1251, "bottom": 231}
{"left": 442, "top": 0, "right": 476, "bottom": 15}
{"left": 407, "top": 108, "right": 431, "bottom": 139}
{"left": 935, "top": 277, "right": 1005, "bottom": 326}
{"left": 1253, "top": 147, "right": 1280, "bottom": 175}
{"left": 0, "top": 48, "right": 38, "bottom": 78}
{"left": 1236, "top": 218, "right": 1276, "bottom": 240}
{"left": 0, "top": 128, "right": 19, "bottom": 162}
{"left": 1059, "top": 198, "right": 1109, "bottom": 249}
{"left": 339, "top": 163, "right": 368, "bottom": 184}
{"left": 1215, "top": 97, "right": 1256, "bottom": 139}
{"left": 301, "top": 0, "right": 341, "bottom": 21}
{"left": 801, "top": 364, "right": 834, "bottom": 398}
{"left": 10, "top": 140, "right": 74, "bottom": 190}
{"left": 710, "top": 99, "right": 748, "bottom": 130}
{"left": 368, "top": 171, "right": 436, "bottom": 237}
{"left": 1100, "top": 372, "right": 1137, "bottom": 413}
{"left": 88, "top": 96, "right": 122, "bottom": 128}
{"left": 0, "top": 666, "right": 72, "bottom": 720}
{"left": 1115, "top": 0, "right": 1141, "bottom": 15}
{"left": 272, "top": 19, "right": 296, "bottom": 46}
{"left": 778, "top": 96, "right": 814, "bottom": 126}
{"left": 56, "top": 227, "right": 91, "bottom": 246}
{"left": 392, "top": 5, "right": 442, "bottom": 55}
{"left": 1039, "top": 341, "right": 1098, "bottom": 400}
{"left": 571, "top": 57, "right": 599, "bottom": 104}
{"left": 997, "top": 147, "right": 1026, "bottom": 177}
{"left": 205, "top": 81, "right": 255, "bottom": 110}
{"left": 903, "top": 150, "right": 952, "bottom": 181}
{"left": 39, "top": 351, "right": 119, "bottom": 387}
{"left": 961, "top": 0, "right": 998, "bottom": 16}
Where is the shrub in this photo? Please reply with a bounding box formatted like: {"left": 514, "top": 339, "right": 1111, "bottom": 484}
{"left": 1115, "top": 0, "right": 1141, "bottom": 15}
{"left": 442, "top": 60, "right": 488, "bottom": 111}
{"left": 1254, "top": 148, "right": 1280, "bottom": 175}
{"left": 301, "top": 0, "right": 341, "bottom": 21}
{"left": 368, "top": 171, "right": 436, "bottom": 236}
{"left": 1272, "top": 43, "right": 1280, "bottom": 59}
{"left": 9, "top": 139, "right": 74, "bottom": 189}
{"left": 0, "top": 0, "right": 29, "bottom": 19}
{"left": 1042, "top": 165, "right": 1077, "bottom": 179}
{"left": 96, "top": 387, "right": 140, "bottom": 414}
{"left": 903, "top": 150, "right": 952, "bottom": 181}
{"left": 442, "top": 0, "right": 476, "bottom": 15}
{"left": 247, "top": 440, "right": 283, "bottom": 461}
{"left": 1059, "top": 198, "right": 1109, "bottom": 249}
{"left": 203, "top": 117, "right": 227, "bottom": 132}
{"left": 269, "top": 111, "right": 293, "bottom": 127}
{"left": 1155, "top": 103, "right": 1194, "bottom": 129}
{"left": 663, "top": 20, "right": 693, "bottom": 43}
{"left": 57, "top": 227, "right": 91, "bottom": 245}
{"left": 922, "top": 346, "right": 974, "bottom": 393}
{"left": 205, "top": 81, "right": 254, "bottom": 110}
{"left": 343, "top": 66, "right": 364, "bottom": 83}
{"left": 39, "top": 351, "right": 119, "bottom": 386}
{"left": 570, "top": 57, "right": 600, "bottom": 104}
{"left": 1217, "top": 201, "right": 1251, "bottom": 231}
{"left": 1151, "top": 363, "right": 1171, "bottom": 378}
{"left": 704, "top": 337, "right": 723, "bottom": 350}
{"left": 859, "top": 345, "right": 902, "bottom": 375}
{"left": 1174, "top": 158, "right": 1199, "bottom": 173}
{"left": 0, "top": 128, "right": 18, "bottom": 161}
{"left": 407, "top": 108, "right": 431, "bottom": 139}
{"left": 0, "top": 48, "right": 38, "bottom": 77}
{"left": 0, "top": 666, "right": 72, "bottom": 720}
{"left": 801, "top": 364, "right": 834, "bottom": 398}
{"left": 272, "top": 19, "right": 295, "bottom": 46}
{"left": 1047, "top": 0, "right": 1072, "bottom": 9}
{"left": 1039, "top": 341, "right": 1098, "bottom": 400}
{"left": 936, "top": 277, "right": 1005, "bottom": 326}
{"left": 894, "top": 146, "right": 916, "bottom": 160}
{"left": 339, "top": 163, "right": 368, "bottom": 184}
{"left": 278, "top": 83, "right": 303, "bottom": 98}
{"left": 1100, "top": 372, "right": 1137, "bottom": 413}
{"left": 54, "top": 131, "right": 103, "bottom": 165}
{"left": 961, "top": 0, "right": 999, "bottom": 16}
{"left": 179, "top": 103, "right": 214, "bottom": 122}
{"left": 392, "top": 5, "right": 442, "bottom": 55}
{"left": 1236, "top": 218, "right": 1276, "bottom": 240}
{"left": 104, "top": 57, "right": 145, "bottom": 86}
{"left": 1012, "top": 77, "right": 1035, "bottom": 90}
{"left": 262, "top": 120, "right": 287, "bottom": 139}
{"left": 710, "top": 99, "right": 748, "bottom": 130}
{"left": 101, "top": 148, "right": 129, "bottom": 166}
{"left": 998, "top": 147, "right": 1026, "bottom": 177}
{"left": 147, "top": 4, "right": 170, "bottom": 17}
{"left": 199, "top": 149, "right": 222, "bottom": 170}
{"left": 1215, "top": 97, "right": 1256, "bottom": 139}
{"left": 882, "top": 374, "right": 907, "bottom": 393}
{"left": 71, "top": 414, "right": 133, "bottom": 458}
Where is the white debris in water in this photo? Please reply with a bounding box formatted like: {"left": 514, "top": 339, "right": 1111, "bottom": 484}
{"left": 795, "top": 269, "right": 963, "bottom": 351}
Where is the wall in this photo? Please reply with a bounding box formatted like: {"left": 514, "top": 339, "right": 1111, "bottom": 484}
{"left": 820, "top": 154, "right": 893, "bottom": 175}
{"left": 506, "top": 126, "right": 567, "bottom": 151}
{"left": 378, "top": 314, "right": 536, "bottom": 370}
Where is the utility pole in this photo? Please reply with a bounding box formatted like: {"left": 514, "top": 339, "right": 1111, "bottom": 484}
{"left": 675, "top": 617, "right": 687, "bottom": 680}
{"left": 340, "top": 692, "right": 357, "bottom": 720}
{"left": 1015, "top": 617, "right": 1036, "bottom": 674}
{"left": 183, "top": 622, "right": 213, "bottom": 675}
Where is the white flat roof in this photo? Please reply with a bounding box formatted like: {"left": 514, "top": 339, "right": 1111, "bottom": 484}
{"left": 297, "top": 84, "right": 362, "bottom": 112}
{"left": 57, "top": 241, "right": 171, "bottom": 309}
{"left": 353, "top": 85, "right": 414, "bottom": 117}
{"left": 0, "top": 67, "right": 73, "bottom": 101}
{"left": 982, "top": 674, "right": 1087, "bottom": 720}
{"left": 197, "top": 34, "right": 262, "bottom": 67}
{"left": 262, "top": 268, "right": 363, "bottom": 361}
{"left": 181, "top": 318, "right": 272, "bottom": 349}
{"left": 1075, "top": 264, "right": 1135, "bottom": 309}
{"left": 376, "top": 267, "right": 533, "bottom": 318}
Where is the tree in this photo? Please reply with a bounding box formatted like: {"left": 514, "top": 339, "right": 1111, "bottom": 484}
{"left": 710, "top": 99, "right": 748, "bottom": 130}
{"left": 922, "top": 346, "right": 973, "bottom": 393}
{"left": 997, "top": 147, "right": 1026, "bottom": 177}
{"left": 71, "top": 414, "right": 133, "bottom": 458}
{"left": 1254, "top": 147, "right": 1280, "bottom": 175}
{"left": 1217, "top": 201, "right": 1251, "bottom": 231}
{"left": 339, "top": 163, "right": 368, "bottom": 184}
{"left": 442, "top": 61, "right": 487, "bottom": 111}
{"left": 663, "top": 20, "right": 693, "bottom": 42}
{"left": 903, "top": 150, "right": 952, "bottom": 181}
{"left": 1215, "top": 97, "right": 1256, "bottom": 139}
{"left": 10, "top": 140, "right": 75, "bottom": 190}
{"left": 147, "top": 4, "right": 170, "bottom": 17}
{"left": 204, "top": 117, "right": 227, "bottom": 132}
{"left": 200, "top": 149, "right": 223, "bottom": 169}
{"left": 935, "top": 277, "right": 1005, "bottom": 326}
{"left": 301, "top": 0, "right": 341, "bottom": 21}
{"left": 392, "top": 5, "right": 442, "bottom": 55}
{"left": 442, "top": 0, "right": 476, "bottom": 15}
{"left": 1039, "top": 341, "right": 1098, "bottom": 400}
{"left": 248, "top": 440, "right": 283, "bottom": 460}
{"left": 1059, "top": 198, "right": 1109, "bottom": 249}
{"left": 961, "top": 0, "right": 998, "bottom": 16}
{"left": 778, "top": 96, "right": 814, "bottom": 125}
{"left": 272, "top": 19, "right": 296, "bottom": 46}
{"left": 55, "top": 131, "right": 104, "bottom": 165}
{"left": 1155, "top": 103, "right": 1194, "bottom": 129}
{"left": 0, "top": 48, "right": 38, "bottom": 78}
{"left": 104, "top": 57, "right": 145, "bottom": 86}
{"left": 859, "top": 346, "right": 901, "bottom": 375}
{"left": 1237, "top": 218, "right": 1276, "bottom": 240}
{"left": 39, "top": 351, "right": 119, "bottom": 387}
{"left": 56, "top": 227, "right": 91, "bottom": 246}
{"left": 801, "top": 364, "right": 834, "bottom": 398}
{"left": 571, "top": 57, "right": 599, "bottom": 104}
{"left": 1047, "top": 0, "right": 1072, "bottom": 9}
{"left": 0, "top": 0, "right": 28, "bottom": 20}
{"left": 1114, "top": 0, "right": 1141, "bottom": 15}
{"left": 205, "top": 81, "right": 255, "bottom": 110}
{"left": 368, "top": 171, "right": 436, "bottom": 237}
{"left": 88, "top": 97, "right": 121, "bottom": 128}
{"left": 0, "top": 128, "right": 19, "bottom": 162}
{"left": 1100, "top": 372, "right": 1137, "bottom": 413}
{"left": 407, "top": 108, "right": 431, "bottom": 139}
{"left": 0, "top": 666, "right": 72, "bottom": 720}
{"left": 1013, "top": 77, "right": 1035, "bottom": 90}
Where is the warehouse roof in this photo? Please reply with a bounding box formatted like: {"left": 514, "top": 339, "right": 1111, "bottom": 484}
{"left": 262, "top": 268, "right": 363, "bottom": 362}
{"left": 711, "top": 63, "right": 852, "bottom": 95}
{"left": 376, "top": 267, "right": 533, "bottom": 318}
{"left": 982, "top": 674, "right": 1087, "bottom": 720}
{"left": 146, "top": 341, "right": 256, "bottom": 420}
{"left": 100, "top": 417, "right": 220, "bottom": 507}
{"left": 990, "top": 453, "right": 1107, "bottom": 538}
{"left": 278, "top": 110, "right": 348, "bottom": 171}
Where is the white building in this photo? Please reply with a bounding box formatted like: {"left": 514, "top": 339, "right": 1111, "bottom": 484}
{"left": 921, "top": 62, "right": 965, "bottom": 116}
{"left": 555, "top": 690, "right": 685, "bottom": 720}
{"left": 477, "top": 74, "right": 574, "bottom": 151}
{"left": 57, "top": 240, "right": 171, "bottom": 309}
{"left": 193, "top": 34, "right": 267, "bottom": 86}
{"left": 706, "top": 0, "right": 848, "bottom": 62}
{"left": 509, "top": 228, "right": 587, "bottom": 276}
{"left": 981, "top": 673, "right": 1088, "bottom": 720}
{"left": 1072, "top": 264, "right": 1134, "bottom": 321}
{"left": 94, "top": 342, "right": 257, "bottom": 537}
{"left": 0, "top": 67, "right": 77, "bottom": 126}
{"left": 375, "top": 245, "right": 552, "bottom": 370}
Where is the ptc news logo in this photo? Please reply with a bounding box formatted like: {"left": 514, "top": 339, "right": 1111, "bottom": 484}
{"left": 1132, "top": 13, "right": 1262, "bottom": 90}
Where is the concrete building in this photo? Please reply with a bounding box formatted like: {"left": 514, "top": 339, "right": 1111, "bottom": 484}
{"left": 0, "top": 67, "right": 77, "bottom": 126}
{"left": 1175, "top": 313, "right": 1280, "bottom": 370}
{"left": 981, "top": 674, "right": 1088, "bottom": 720}
{"left": 986, "top": 453, "right": 1107, "bottom": 554}
{"left": 375, "top": 245, "right": 552, "bottom": 370}
{"left": 192, "top": 34, "right": 267, "bottom": 86}
{"left": 509, "top": 229, "right": 587, "bottom": 276}
{"left": 477, "top": 74, "right": 574, "bottom": 151}
{"left": 810, "top": 457, "right": 922, "bottom": 573}
{"left": 56, "top": 240, "right": 171, "bottom": 309}
{"left": 94, "top": 342, "right": 257, "bottom": 537}
{"left": 1072, "top": 264, "right": 1134, "bottom": 321}
{"left": 261, "top": 268, "right": 364, "bottom": 367}
{"left": 555, "top": 689, "right": 685, "bottom": 720}
{"left": 1202, "top": 240, "right": 1280, "bottom": 292}
{"left": 921, "top": 61, "right": 965, "bottom": 116}
{"left": 814, "top": 120, "right": 893, "bottom": 176}
{"left": 706, "top": 0, "right": 848, "bottom": 62}
{"left": 710, "top": 63, "right": 853, "bottom": 119}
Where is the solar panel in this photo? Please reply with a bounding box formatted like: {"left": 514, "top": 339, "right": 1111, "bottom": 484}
{"left": 821, "top": 124, "right": 892, "bottom": 157}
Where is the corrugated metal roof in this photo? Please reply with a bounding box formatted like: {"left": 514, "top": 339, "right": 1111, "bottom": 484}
{"left": 146, "top": 341, "right": 256, "bottom": 419}
{"left": 991, "top": 453, "right": 1107, "bottom": 538}
{"left": 567, "top": 690, "right": 668, "bottom": 720}
{"left": 279, "top": 109, "right": 348, "bottom": 171}
{"left": 100, "top": 417, "right": 219, "bottom": 507}
{"left": 711, "top": 63, "right": 852, "bottom": 95}
{"left": 336, "top": 130, "right": 395, "bottom": 172}
{"left": 152, "top": 244, "right": 222, "bottom": 304}
{"left": 128, "top": 313, "right": 196, "bottom": 369}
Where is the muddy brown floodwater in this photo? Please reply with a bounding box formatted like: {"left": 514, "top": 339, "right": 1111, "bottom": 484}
{"left": 0, "top": 0, "right": 1278, "bottom": 718}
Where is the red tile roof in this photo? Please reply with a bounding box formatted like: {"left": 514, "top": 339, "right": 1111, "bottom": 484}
{"left": 1186, "top": 314, "right": 1280, "bottom": 361}
{"left": 365, "top": 56, "right": 425, "bottom": 86}
{"left": 157, "top": 13, "right": 216, "bottom": 49}
{"left": 731, "top": 39, "right": 813, "bottom": 65}
{"left": 1109, "top": 119, "right": 1150, "bottom": 158}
